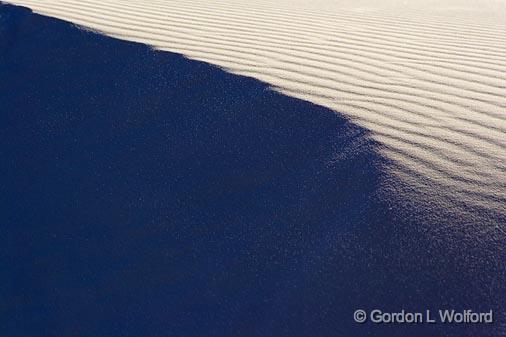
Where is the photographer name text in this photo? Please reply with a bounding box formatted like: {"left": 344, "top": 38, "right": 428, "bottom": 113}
{"left": 353, "top": 309, "right": 493, "bottom": 324}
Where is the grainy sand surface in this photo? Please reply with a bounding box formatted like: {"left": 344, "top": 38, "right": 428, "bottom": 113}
{"left": 7, "top": 0, "right": 506, "bottom": 219}
{"left": 2, "top": 3, "right": 506, "bottom": 336}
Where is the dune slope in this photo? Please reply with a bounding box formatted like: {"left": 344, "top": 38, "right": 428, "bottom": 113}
{"left": 2, "top": 3, "right": 506, "bottom": 337}
{"left": 5, "top": 0, "right": 506, "bottom": 220}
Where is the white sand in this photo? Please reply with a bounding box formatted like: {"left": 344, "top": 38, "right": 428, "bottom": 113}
{"left": 7, "top": 0, "right": 506, "bottom": 214}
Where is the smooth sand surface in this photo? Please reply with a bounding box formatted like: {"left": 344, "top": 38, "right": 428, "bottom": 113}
{"left": 6, "top": 0, "right": 506, "bottom": 216}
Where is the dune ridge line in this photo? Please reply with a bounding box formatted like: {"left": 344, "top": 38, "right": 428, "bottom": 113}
{"left": 5, "top": 0, "right": 506, "bottom": 215}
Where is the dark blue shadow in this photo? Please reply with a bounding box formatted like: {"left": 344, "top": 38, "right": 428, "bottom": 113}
{"left": 1, "top": 4, "right": 504, "bottom": 337}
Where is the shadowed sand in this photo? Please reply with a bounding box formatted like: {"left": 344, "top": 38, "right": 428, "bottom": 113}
{"left": 1, "top": 4, "right": 505, "bottom": 337}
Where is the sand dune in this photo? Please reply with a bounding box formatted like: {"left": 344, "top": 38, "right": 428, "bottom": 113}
{"left": 6, "top": 0, "right": 506, "bottom": 216}
{"left": 3, "top": 3, "right": 506, "bottom": 336}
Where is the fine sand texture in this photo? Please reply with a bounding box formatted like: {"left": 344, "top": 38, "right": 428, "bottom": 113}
{"left": 2, "top": 3, "right": 506, "bottom": 337}
{"left": 5, "top": 0, "right": 506, "bottom": 221}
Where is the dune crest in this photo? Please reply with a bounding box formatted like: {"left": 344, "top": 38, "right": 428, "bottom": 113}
{"left": 5, "top": 0, "right": 506, "bottom": 217}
